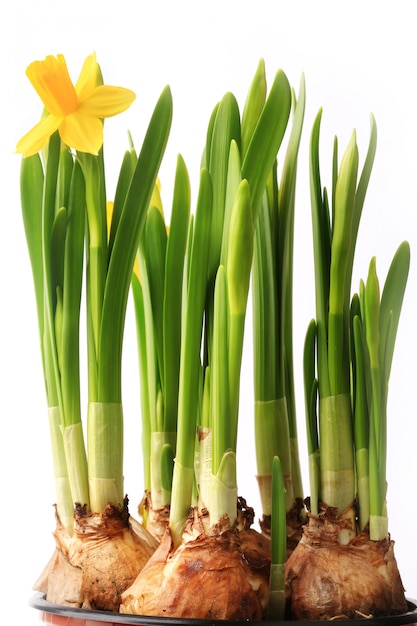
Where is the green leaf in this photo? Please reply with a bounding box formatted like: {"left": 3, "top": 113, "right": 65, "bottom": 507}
{"left": 328, "top": 130, "right": 359, "bottom": 395}
{"left": 303, "top": 319, "right": 318, "bottom": 456}
{"left": 242, "top": 69, "right": 291, "bottom": 221}
{"left": 60, "top": 160, "right": 85, "bottom": 428}
{"left": 343, "top": 114, "right": 377, "bottom": 313}
{"left": 98, "top": 85, "right": 173, "bottom": 402}
{"left": 131, "top": 271, "right": 151, "bottom": 490}
{"left": 50, "top": 207, "right": 67, "bottom": 311}
{"left": 56, "top": 148, "right": 74, "bottom": 213}
{"left": 212, "top": 265, "right": 230, "bottom": 474}
{"left": 207, "top": 91, "right": 241, "bottom": 281}
{"left": 161, "top": 443, "right": 175, "bottom": 492}
{"left": 309, "top": 110, "right": 331, "bottom": 396}
{"left": 253, "top": 193, "right": 279, "bottom": 401}
{"left": 42, "top": 132, "right": 64, "bottom": 409}
{"left": 220, "top": 140, "right": 242, "bottom": 267}
{"left": 176, "top": 167, "right": 213, "bottom": 466}
{"left": 278, "top": 74, "right": 306, "bottom": 447}
{"left": 108, "top": 149, "right": 135, "bottom": 258}
{"left": 241, "top": 59, "right": 267, "bottom": 159}
{"left": 163, "top": 155, "right": 191, "bottom": 433}
{"left": 271, "top": 456, "right": 286, "bottom": 566}
{"left": 146, "top": 205, "right": 168, "bottom": 391}
{"left": 379, "top": 241, "right": 410, "bottom": 384}
{"left": 352, "top": 313, "right": 369, "bottom": 451}
{"left": 226, "top": 180, "right": 253, "bottom": 317}
{"left": 170, "top": 168, "right": 213, "bottom": 534}
{"left": 20, "top": 154, "right": 45, "bottom": 341}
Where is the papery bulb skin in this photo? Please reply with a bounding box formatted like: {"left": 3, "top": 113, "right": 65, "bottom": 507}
{"left": 121, "top": 502, "right": 271, "bottom": 620}
{"left": 139, "top": 490, "right": 170, "bottom": 541}
{"left": 34, "top": 499, "right": 158, "bottom": 612}
{"left": 285, "top": 504, "right": 407, "bottom": 620}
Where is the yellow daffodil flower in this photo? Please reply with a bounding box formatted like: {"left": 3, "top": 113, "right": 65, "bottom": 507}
{"left": 16, "top": 53, "right": 136, "bottom": 157}
{"left": 106, "top": 201, "right": 114, "bottom": 241}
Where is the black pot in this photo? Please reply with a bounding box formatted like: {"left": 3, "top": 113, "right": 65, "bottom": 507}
{"left": 29, "top": 592, "right": 417, "bottom": 625}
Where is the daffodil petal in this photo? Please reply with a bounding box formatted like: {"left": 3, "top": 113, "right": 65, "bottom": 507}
{"left": 59, "top": 111, "right": 103, "bottom": 155}
{"left": 16, "top": 114, "right": 62, "bottom": 157}
{"left": 106, "top": 201, "right": 114, "bottom": 240}
{"left": 75, "top": 52, "right": 99, "bottom": 101}
{"left": 78, "top": 85, "right": 136, "bottom": 118}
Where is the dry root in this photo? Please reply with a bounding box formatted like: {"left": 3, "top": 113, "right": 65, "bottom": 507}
{"left": 285, "top": 504, "right": 408, "bottom": 620}
{"left": 34, "top": 499, "right": 158, "bottom": 612}
{"left": 120, "top": 500, "right": 271, "bottom": 620}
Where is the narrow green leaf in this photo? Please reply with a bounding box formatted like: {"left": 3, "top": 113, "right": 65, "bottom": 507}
{"left": 242, "top": 69, "right": 291, "bottom": 221}
{"left": 379, "top": 241, "right": 410, "bottom": 384}
{"left": 108, "top": 149, "right": 135, "bottom": 258}
{"left": 270, "top": 456, "right": 286, "bottom": 566}
{"left": 131, "top": 271, "right": 151, "bottom": 491}
{"left": 20, "top": 154, "right": 45, "bottom": 337}
{"left": 56, "top": 148, "right": 74, "bottom": 213}
{"left": 50, "top": 207, "right": 67, "bottom": 313}
{"left": 303, "top": 319, "right": 318, "bottom": 457}
{"left": 220, "top": 140, "right": 242, "bottom": 267}
{"left": 42, "top": 132, "right": 64, "bottom": 410}
{"left": 160, "top": 442, "right": 175, "bottom": 492}
{"left": 146, "top": 205, "right": 168, "bottom": 391}
{"left": 309, "top": 110, "right": 331, "bottom": 397}
{"left": 163, "top": 155, "right": 190, "bottom": 433}
{"left": 98, "top": 85, "right": 173, "bottom": 402}
{"left": 352, "top": 313, "right": 369, "bottom": 451}
{"left": 61, "top": 161, "right": 85, "bottom": 428}
{"left": 241, "top": 59, "right": 267, "bottom": 159}
{"left": 328, "top": 130, "right": 359, "bottom": 395}
{"left": 278, "top": 74, "right": 306, "bottom": 454}
{"left": 226, "top": 180, "right": 253, "bottom": 317}
{"left": 253, "top": 194, "right": 279, "bottom": 401}
{"left": 138, "top": 239, "right": 160, "bottom": 433}
{"left": 207, "top": 91, "right": 241, "bottom": 282}
{"left": 170, "top": 168, "right": 213, "bottom": 536}
{"left": 212, "top": 265, "right": 230, "bottom": 474}
{"left": 201, "top": 102, "right": 220, "bottom": 170}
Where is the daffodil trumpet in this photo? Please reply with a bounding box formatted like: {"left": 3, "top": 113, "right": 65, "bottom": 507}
{"left": 285, "top": 111, "right": 409, "bottom": 619}
{"left": 121, "top": 61, "right": 296, "bottom": 621}
{"left": 19, "top": 53, "right": 172, "bottom": 611}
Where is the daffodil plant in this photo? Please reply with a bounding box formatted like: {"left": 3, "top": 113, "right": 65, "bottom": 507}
{"left": 303, "top": 111, "right": 410, "bottom": 541}
{"left": 303, "top": 111, "right": 377, "bottom": 525}
{"left": 131, "top": 159, "right": 190, "bottom": 532}
{"left": 166, "top": 61, "right": 298, "bottom": 545}
{"left": 251, "top": 66, "right": 305, "bottom": 527}
{"left": 18, "top": 53, "right": 172, "bottom": 530}
{"left": 351, "top": 242, "right": 409, "bottom": 540}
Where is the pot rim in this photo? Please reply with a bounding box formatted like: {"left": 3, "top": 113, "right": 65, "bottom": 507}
{"left": 29, "top": 592, "right": 417, "bottom": 626}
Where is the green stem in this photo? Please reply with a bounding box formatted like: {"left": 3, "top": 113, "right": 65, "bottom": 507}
{"left": 169, "top": 169, "right": 212, "bottom": 543}
{"left": 87, "top": 402, "right": 124, "bottom": 511}
{"left": 319, "top": 394, "right": 355, "bottom": 514}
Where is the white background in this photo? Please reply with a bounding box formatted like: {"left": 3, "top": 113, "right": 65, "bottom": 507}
{"left": 1, "top": 1, "right": 416, "bottom": 624}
